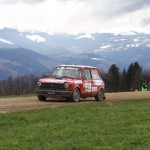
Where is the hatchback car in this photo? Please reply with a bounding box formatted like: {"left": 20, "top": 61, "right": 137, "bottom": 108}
{"left": 35, "top": 65, "right": 105, "bottom": 102}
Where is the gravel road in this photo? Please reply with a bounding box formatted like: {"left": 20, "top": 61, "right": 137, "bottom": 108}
{"left": 0, "top": 91, "right": 150, "bottom": 113}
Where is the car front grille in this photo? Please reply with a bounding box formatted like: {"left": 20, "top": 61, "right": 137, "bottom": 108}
{"left": 40, "top": 83, "right": 65, "bottom": 90}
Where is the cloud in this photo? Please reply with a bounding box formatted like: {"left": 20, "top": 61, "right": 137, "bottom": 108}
{"left": 0, "top": 0, "right": 150, "bottom": 33}
{"left": 89, "top": 0, "right": 150, "bottom": 18}
{"left": 141, "top": 18, "right": 150, "bottom": 27}
{"left": 0, "top": 0, "right": 46, "bottom": 4}
{"left": 59, "top": 0, "right": 150, "bottom": 17}
{"left": 112, "top": 0, "right": 150, "bottom": 15}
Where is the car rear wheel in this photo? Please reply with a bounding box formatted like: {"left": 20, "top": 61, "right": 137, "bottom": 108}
{"left": 38, "top": 95, "right": 47, "bottom": 101}
{"left": 70, "top": 88, "right": 80, "bottom": 102}
{"left": 95, "top": 89, "right": 105, "bottom": 101}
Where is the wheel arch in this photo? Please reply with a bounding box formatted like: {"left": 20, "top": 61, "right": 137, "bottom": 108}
{"left": 73, "top": 85, "right": 81, "bottom": 93}
{"left": 98, "top": 86, "right": 105, "bottom": 93}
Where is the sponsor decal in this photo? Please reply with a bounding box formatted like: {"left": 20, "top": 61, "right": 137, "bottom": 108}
{"left": 93, "top": 80, "right": 103, "bottom": 85}
{"left": 92, "top": 87, "right": 97, "bottom": 91}
{"left": 85, "top": 83, "right": 91, "bottom": 92}
{"left": 74, "top": 80, "right": 82, "bottom": 84}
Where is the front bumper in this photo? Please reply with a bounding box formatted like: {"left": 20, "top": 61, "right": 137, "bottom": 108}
{"left": 35, "top": 89, "right": 72, "bottom": 98}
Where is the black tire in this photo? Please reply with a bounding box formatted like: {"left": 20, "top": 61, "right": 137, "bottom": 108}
{"left": 95, "top": 89, "right": 105, "bottom": 101}
{"left": 70, "top": 88, "right": 80, "bottom": 102}
{"left": 38, "top": 95, "right": 47, "bottom": 101}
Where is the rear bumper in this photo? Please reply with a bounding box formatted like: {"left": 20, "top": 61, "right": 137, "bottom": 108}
{"left": 35, "top": 89, "right": 72, "bottom": 97}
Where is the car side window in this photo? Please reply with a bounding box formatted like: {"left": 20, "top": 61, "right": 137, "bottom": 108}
{"left": 83, "top": 69, "right": 92, "bottom": 79}
{"left": 91, "top": 69, "right": 101, "bottom": 80}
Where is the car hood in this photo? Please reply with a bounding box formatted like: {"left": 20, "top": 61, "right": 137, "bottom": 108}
{"left": 39, "top": 78, "right": 72, "bottom": 84}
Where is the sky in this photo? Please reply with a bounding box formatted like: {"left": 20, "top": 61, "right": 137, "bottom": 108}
{"left": 0, "top": 0, "right": 150, "bottom": 34}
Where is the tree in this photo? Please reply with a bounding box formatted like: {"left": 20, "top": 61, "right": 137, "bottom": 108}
{"left": 132, "top": 62, "right": 142, "bottom": 90}
{"left": 108, "top": 64, "right": 120, "bottom": 92}
{"left": 0, "top": 74, "right": 39, "bottom": 96}
{"left": 126, "top": 63, "right": 134, "bottom": 90}
{"left": 120, "top": 69, "right": 127, "bottom": 91}
{"left": 126, "top": 62, "right": 142, "bottom": 91}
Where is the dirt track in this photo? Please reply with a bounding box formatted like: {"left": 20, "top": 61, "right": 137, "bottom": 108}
{"left": 0, "top": 91, "right": 150, "bottom": 113}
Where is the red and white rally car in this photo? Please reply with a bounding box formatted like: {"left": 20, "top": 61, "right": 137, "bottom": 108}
{"left": 35, "top": 65, "right": 105, "bottom": 102}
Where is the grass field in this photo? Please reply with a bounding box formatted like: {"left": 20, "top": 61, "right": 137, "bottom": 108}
{"left": 0, "top": 99, "right": 150, "bottom": 150}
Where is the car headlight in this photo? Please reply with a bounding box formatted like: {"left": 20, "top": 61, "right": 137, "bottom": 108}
{"left": 37, "top": 81, "right": 42, "bottom": 86}
{"left": 64, "top": 82, "right": 69, "bottom": 88}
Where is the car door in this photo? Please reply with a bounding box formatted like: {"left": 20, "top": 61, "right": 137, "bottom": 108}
{"left": 82, "top": 68, "right": 93, "bottom": 96}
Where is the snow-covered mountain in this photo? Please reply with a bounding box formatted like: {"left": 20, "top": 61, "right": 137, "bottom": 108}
{"left": 0, "top": 28, "right": 150, "bottom": 79}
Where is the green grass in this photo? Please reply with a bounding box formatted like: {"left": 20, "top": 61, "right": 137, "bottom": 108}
{"left": 0, "top": 99, "right": 150, "bottom": 150}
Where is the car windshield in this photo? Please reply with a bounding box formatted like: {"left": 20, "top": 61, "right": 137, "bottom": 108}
{"left": 51, "top": 66, "right": 82, "bottom": 79}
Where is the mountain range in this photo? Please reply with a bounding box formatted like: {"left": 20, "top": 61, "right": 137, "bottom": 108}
{"left": 0, "top": 28, "right": 150, "bottom": 79}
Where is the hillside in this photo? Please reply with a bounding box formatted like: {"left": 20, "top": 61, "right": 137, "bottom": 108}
{"left": 0, "top": 48, "right": 59, "bottom": 79}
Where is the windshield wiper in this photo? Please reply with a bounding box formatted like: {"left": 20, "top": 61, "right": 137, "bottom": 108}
{"left": 62, "top": 75, "right": 73, "bottom": 79}
{"left": 51, "top": 75, "right": 73, "bottom": 79}
{"left": 51, "top": 75, "right": 60, "bottom": 78}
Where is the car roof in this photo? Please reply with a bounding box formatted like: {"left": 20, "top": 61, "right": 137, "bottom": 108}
{"left": 57, "top": 64, "right": 97, "bottom": 69}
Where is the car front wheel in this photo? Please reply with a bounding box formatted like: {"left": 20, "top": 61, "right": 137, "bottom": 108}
{"left": 70, "top": 88, "right": 80, "bottom": 102}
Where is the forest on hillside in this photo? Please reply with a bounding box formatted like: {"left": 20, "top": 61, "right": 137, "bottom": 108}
{"left": 102, "top": 62, "right": 150, "bottom": 92}
{"left": 0, "top": 62, "right": 150, "bottom": 96}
